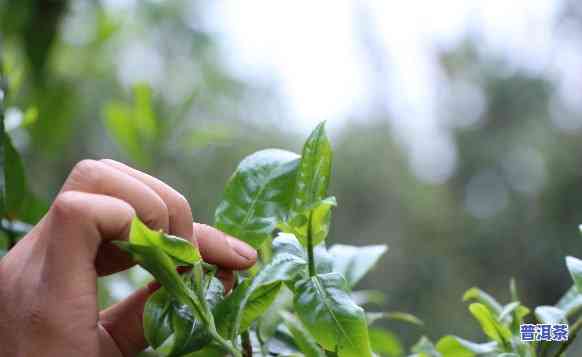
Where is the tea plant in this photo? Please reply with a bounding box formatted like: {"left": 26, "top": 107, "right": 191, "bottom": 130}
{"left": 117, "top": 122, "right": 417, "bottom": 357}
{"left": 410, "top": 240, "right": 582, "bottom": 357}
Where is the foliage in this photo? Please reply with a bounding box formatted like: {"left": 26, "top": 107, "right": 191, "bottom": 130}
{"left": 115, "top": 122, "right": 419, "bottom": 357}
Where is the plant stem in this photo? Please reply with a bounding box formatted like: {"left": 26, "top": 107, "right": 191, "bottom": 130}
{"left": 306, "top": 212, "right": 316, "bottom": 277}
{"left": 242, "top": 330, "right": 253, "bottom": 357}
{"left": 210, "top": 329, "right": 242, "bottom": 357}
{"left": 555, "top": 317, "right": 582, "bottom": 356}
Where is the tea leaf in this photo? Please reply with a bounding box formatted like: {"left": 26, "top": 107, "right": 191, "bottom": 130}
{"left": 566, "top": 256, "right": 582, "bottom": 293}
{"left": 129, "top": 217, "right": 201, "bottom": 265}
{"left": 293, "top": 121, "right": 332, "bottom": 213}
{"left": 556, "top": 285, "right": 582, "bottom": 317}
{"left": 144, "top": 285, "right": 174, "bottom": 349}
{"left": 534, "top": 306, "right": 567, "bottom": 324}
{"left": 463, "top": 288, "right": 503, "bottom": 316}
{"left": 468, "top": 303, "right": 512, "bottom": 346}
{"left": 281, "top": 311, "right": 326, "bottom": 357}
{"left": 278, "top": 197, "right": 336, "bottom": 247}
{"left": 169, "top": 276, "right": 224, "bottom": 356}
{"left": 294, "top": 272, "right": 373, "bottom": 357}
{"left": 215, "top": 242, "right": 307, "bottom": 339}
{"left": 328, "top": 244, "right": 388, "bottom": 288}
{"left": 369, "top": 328, "right": 404, "bottom": 357}
{"left": 436, "top": 336, "right": 497, "bottom": 357}
{"left": 215, "top": 149, "right": 300, "bottom": 248}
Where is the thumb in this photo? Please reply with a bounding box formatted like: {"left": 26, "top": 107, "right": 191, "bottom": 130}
{"left": 99, "top": 285, "right": 157, "bottom": 356}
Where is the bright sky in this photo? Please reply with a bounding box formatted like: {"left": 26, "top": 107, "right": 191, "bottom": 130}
{"left": 206, "top": 0, "right": 562, "bottom": 182}
{"left": 98, "top": 0, "right": 566, "bottom": 183}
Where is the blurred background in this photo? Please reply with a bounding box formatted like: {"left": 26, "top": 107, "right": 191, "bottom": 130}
{"left": 2, "top": 0, "right": 582, "bottom": 352}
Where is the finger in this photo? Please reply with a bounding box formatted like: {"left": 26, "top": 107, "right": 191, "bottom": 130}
{"left": 44, "top": 191, "right": 136, "bottom": 290}
{"left": 194, "top": 223, "right": 257, "bottom": 270}
{"left": 99, "top": 287, "right": 153, "bottom": 357}
{"left": 100, "top": 159, "right": 193, "bottom": 242}
{"left": 62, "top": 160, "right": 169, "bottom": 233}
{"left": 216, "top": 269, "right": 235, "bottom": 293}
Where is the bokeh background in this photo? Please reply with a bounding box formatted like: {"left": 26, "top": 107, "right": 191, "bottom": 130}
{"left": 3, "top": 0, "right": 582, "bottom": 353}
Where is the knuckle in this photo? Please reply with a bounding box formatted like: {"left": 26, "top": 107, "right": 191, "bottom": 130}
{"left": 70, "top": 159, "right": 102, "bottom": 188}
{"left": 141, "top": 199, "right": 169, "bottom": 230}
{"left": 26, "top": 302, "right": 49, "bottom": 331}
{"left": 51, "top": 191, "right": 87, "bottom": 220}
{"left": 174, "top": 192, "right": 192, "bottom": 215}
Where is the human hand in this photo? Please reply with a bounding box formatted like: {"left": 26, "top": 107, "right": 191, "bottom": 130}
{"left": 0, "top": 159, "right": 257, "bottom": 357}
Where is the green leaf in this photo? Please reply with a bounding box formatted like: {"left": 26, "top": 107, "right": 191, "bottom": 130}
{"left": 114, "top": 218, "right": 206, "bottom": 323}
{"left": 215, "top": 243, "right": 307, "bottom": 339}
{"left": 534, "top": 306, "right": 567, "bottom": 324}
{"left": 463, "top": 288, "right": 503, "bottom": 316}
{"left": 351, "top": 290, "right": 386, "bottom": 306}
{"left": 498, "top": 302, "right": 520, "bottom": 323}
{"left": 258, "top": 286, "right": 294, "bottom": 341}
{"left": 144, "top": 286, "right": 174, "bottom": 349}
{"left": 104, "top": 101, "right": 145, "bottom": 165}
{"left": 0, "top": 132, "right": 46, "bottom": 224}
{"left": 436, "top": 336, "right": 497, "bottom": 357}
{"left": 169, "top": 276, "right": 224, "bottom": 356}
{"left": 328, "top": 244, "right": 388, "bottom": 287}
{"left": 292, "top": 121, "right": 332, "bottom": 213}
{"left": 0, "top": 230, "right": 9, "bottom": 257}
{"left": 566, "top": 256, "right": 582, "bottom": 293}
{"left": 278, "top": 197, "right": 337, "bottom": 247}
{"left": 214, "top": 149, "right": 300, "bottom": 248}
{"left": 102, "top": 83, "right": 158, "bottom": 166}
{"left": 294, "top": 272, "right": 373, "bottom": 357}
{"left": 468, "top": 303, "right": 512, "bottom": 346}
{"left": 272, "top": 232, "right": 307, "bottom": 259}
{"left": 281, "top": 311, "right": 326, "bottom": 357}
{"left": 115, "top": 241, "right": 199, "bottom": 314}
{"left": 556, "top": 285, "right": 582, "bottom": 317}
{"left": 411, "top": 336, "right": 440, "bottom": 357}
{"left": 369, "top": 328, "right": 403, "bottom": 357}
{"left": 3, "top": 133, "right": 26, "bottom": 215}
{"left": 132, "top": 83, "right": 157, "bottom": 140}
{"left": 129, "top": 217, "right": 201, "bottom": 265}
{"left": 366, "top": 312, "right": 423, "bottom": 326}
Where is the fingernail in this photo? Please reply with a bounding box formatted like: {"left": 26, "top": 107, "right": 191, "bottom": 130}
{"left": 227, "top": 236, "right": 257, "bottom": 261}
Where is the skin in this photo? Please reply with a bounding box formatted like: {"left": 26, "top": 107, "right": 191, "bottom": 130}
{"left": 0, "top": 159, "right": 257, "bottom": 357}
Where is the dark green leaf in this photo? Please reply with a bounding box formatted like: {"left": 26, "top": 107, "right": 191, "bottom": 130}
{"left": 328, "top": 244, "right": 388, "bottom": 287}
{"left": 215, "top": 149, "right": 300, "bottom": 248}
{"left": 144, "top": 286, "right": 174, "bottom": 349}
{"left": 294, "top": 272, "right": 373, "bottom": 357}
{"left": 281, "top": 311, "right": 326, "bottom": 357}
{"left": 215, "top": 245, "right": 307, "bottom": 339}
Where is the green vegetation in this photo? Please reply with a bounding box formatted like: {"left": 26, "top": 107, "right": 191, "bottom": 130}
{"left": 4, "top": 1, "right": 582, "bottom": 355}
